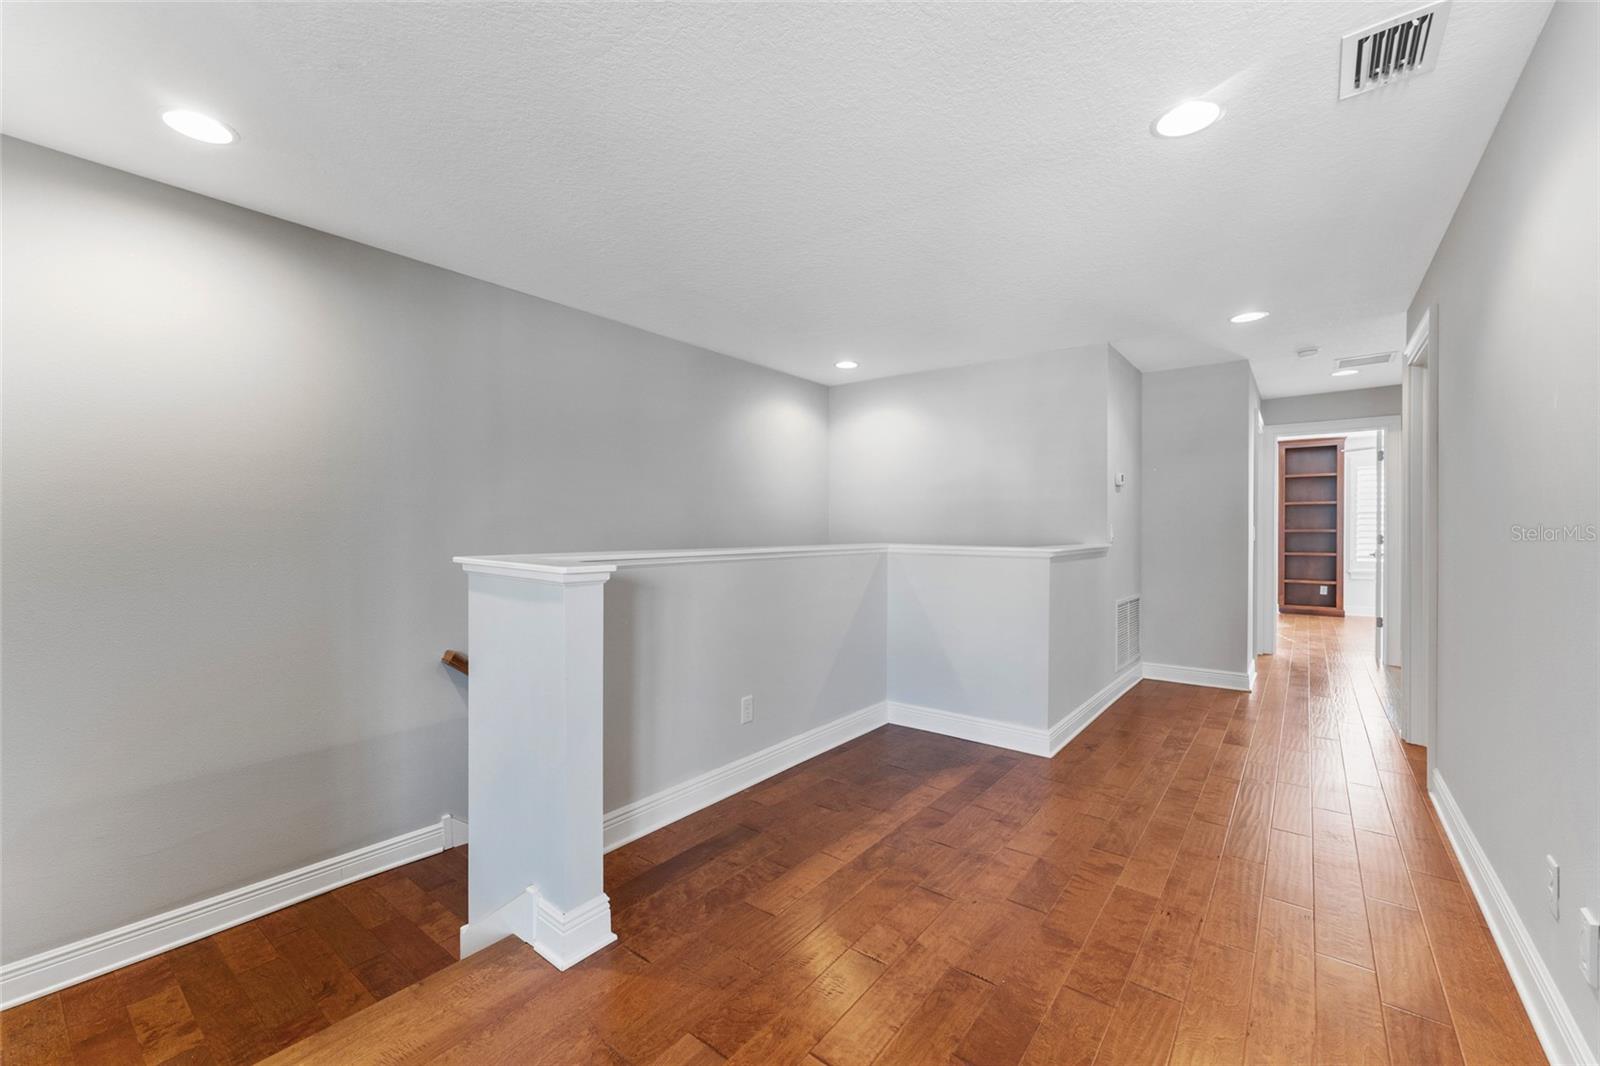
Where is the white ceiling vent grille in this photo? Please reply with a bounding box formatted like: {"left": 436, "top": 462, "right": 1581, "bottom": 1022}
{"left": 1339, "top": 2, "right": 1451, "bottom": 100}
{"left": 1116, "top": 596, "right": 1141, "bottom": 670}
{"left": 1336, "top": 351, "right": 1397, "bottom": 371}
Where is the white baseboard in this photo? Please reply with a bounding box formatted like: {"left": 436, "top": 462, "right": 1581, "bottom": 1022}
{"left": 1049, "top": 663, "right": 1143, "bottom": 756}
{"left": 460, "top": 885, "right": 537, "bottom": 959}
{"left": 602, "top": 700, "right": 889, "bottom": 852}
{"left": 0, "top": 813, "right": 465, "bottom": 1010}
{"left": 883, "top": 664, "right": 1144, "bottom": 760}
{"left": 534, "top": 893, "right": 616, "bottom": 970}
{"left": 460, "top": 887, "right": 616, "bottom": 972}
{"left": 1142, "top": 661, "right": 1254, "bottom": 691}
{"left": 1429, "top": 770, "right": 1597, "bottom": 1066}
{"left": 887, "top": 701, "right": 1050, "bottom": 757}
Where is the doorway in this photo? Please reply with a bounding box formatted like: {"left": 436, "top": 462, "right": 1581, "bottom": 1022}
{"left": 1255, "top": 415, "right": 1404, "bottom": 724}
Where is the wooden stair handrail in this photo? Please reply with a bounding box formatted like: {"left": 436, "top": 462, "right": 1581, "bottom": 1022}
{"left": 441, "top": 650, "right": 469, "bottom": 676}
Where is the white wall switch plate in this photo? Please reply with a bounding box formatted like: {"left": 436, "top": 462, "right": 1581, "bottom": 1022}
{"left": 1546, "top": 855, "right": 1561, "bottom": 919}
{"left": 1579, "top": 907, "right": 1598, "bottom": 989}
{"left": 739, "top": 695, "right": 754, "bottom": 724}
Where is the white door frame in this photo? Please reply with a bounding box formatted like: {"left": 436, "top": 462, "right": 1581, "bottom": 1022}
{"left": 1254, "top": 414, "right": 1402, "bottom": 661}
{"left": 1401, "top": 309, "right": 1437, "bottom": 751}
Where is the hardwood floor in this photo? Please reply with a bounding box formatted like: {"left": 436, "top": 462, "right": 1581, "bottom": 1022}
{"left": 1, "top": 614, "right": 1547, "bottom": 1065}
{"left": 0, "top": 848, "right": 469, "bottom": 1065}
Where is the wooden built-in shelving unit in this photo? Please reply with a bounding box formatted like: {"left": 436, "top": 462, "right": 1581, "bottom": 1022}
{"left": 1278, "top": 437, "right": 1344, "bottom": 616}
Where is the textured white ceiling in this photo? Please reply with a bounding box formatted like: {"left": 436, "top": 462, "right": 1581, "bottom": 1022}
{"left": 2, "top": 2, "right": 1550, "bottom": 396}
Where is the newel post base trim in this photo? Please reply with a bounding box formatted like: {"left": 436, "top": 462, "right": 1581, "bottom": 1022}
{"left": 460, "top": 888, "right": 616, "bottom": 972}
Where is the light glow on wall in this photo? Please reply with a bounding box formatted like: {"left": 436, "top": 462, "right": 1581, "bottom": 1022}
{"left": 161, "top": 109, "right": 237, "bottom": 145}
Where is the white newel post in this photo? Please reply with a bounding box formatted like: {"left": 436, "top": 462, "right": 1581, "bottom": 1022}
{"left": 453, "top": 555, "right": 618, "bottom": 970}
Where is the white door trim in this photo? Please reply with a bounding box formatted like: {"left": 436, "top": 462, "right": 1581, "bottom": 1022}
{"left": 1401, "top": 308, "right": 1437, "bottom": 751}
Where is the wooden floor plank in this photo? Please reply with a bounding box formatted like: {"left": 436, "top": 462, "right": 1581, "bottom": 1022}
{"left": 871, "top": 966, "right": 993, "bottom": 1066}
{"left": 232, "top": 957, "right": 329, "bottom": 1056}
{"left": 721, "top": 948, "right": 882, "bottom": 1065}
{"left": 1243, "top": 899, "right": 1316, "bottom": 1066}
{"left": 652, "top": 1032, "right": 727, "bottom": 1066}
{"left": 1314, "top": 953, "right": 1390, "bottom": 1065}
{"left": 811, "top": 941, "right": 947, "bottom": 1066}
{"left": 1313, "top": 806, "right": 1375, "bottom": 969}
{"left": 1409, "top": 872, "right": 1546, "bottom": 1065}
{"left": 165, "top": 940, "right": 274, "bottom": 1066}
{"left": 0, "top": 993, "right": 73, "bottom": 1066}
{"left": 1063, "top": 884, "right": 1160, "bottom": 1005}
{"left": 1348, "top": 783, "right": 1396, "bottom": 836}
{"left": 1019, "top": 984, "right": 1114, "bottom": 1066}
{"left": 1366, "top": 897, "right": 1452, "bottom": 1025}
{"left": 1264, "top": 827, "right": 1314, "bottom": 909}
{"left": 1091, "top": 983, "right": 1181, "bottom": 1066}
{"left": 1382, "top": 1005, "right": 1464, "bottom": 1066}
{"left": 1124, "top": 850, "right": 1220, "bottom": 1000}
{"left": 1199, "top": 857, "right": 1265, "bottom": 952}
{"left": 1168, "top": 939, "right": 1254, "bottom": 1066}
{"left": 1222, "top": 780, "right": 1273, "bottom": 864}
{"left": 1355, "top": 828, "right": 1418, "bottom": 910}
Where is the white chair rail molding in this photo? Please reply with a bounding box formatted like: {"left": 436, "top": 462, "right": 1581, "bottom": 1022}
{"left": 453, "top": 540, "right": 1144, "bottom": 969}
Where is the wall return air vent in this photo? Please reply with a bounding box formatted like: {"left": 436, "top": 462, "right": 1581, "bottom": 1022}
{"left": 1339, "top": 2, "right": 1450, "bottom": 100}
{"left": 1116, "top": 596, "right": 1141, "bottom": 671}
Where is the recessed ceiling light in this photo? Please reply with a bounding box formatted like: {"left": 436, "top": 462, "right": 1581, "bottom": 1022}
{"left": 1229, "top": 310, "right": 1270, "bottom": 324}
{"left": 1152, "top": 100, "right": 1222, "bottom": 138}
{"left": 161, "top": 109, "right": 237, "bottom": 145}
{"left": 834, "top": 360, "right": 859, "bottom": 370}
{"left": 1332, "top": 368, "right": 1360, "bottom": 377}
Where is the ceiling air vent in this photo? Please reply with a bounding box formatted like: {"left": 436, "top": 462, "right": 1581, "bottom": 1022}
{"left": 1339, "top": 2, "right": 1451, "bottom": 100}
{"left": 1335, "top": 351, "right": 1397, "bottom": 371}
{"left": 1116, "top": 596, "right": 1141, "bottom": 670}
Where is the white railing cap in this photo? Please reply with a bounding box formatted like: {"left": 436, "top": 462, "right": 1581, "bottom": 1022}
{"left": 457, "top": 542, "right": 1109, "bottom": 575}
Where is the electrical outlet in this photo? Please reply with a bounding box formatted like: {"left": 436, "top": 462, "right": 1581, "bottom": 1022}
{"left": 1546, "top": 855, "right": 1560, "bottom": 919}
{"left": 1319, "top": 585, "right": 1329, "bottom": 595}
{"left": 739, "top": 695, "right": 754, "bottom": 724}
{"left": 1579, "top": 907, "right": 1599, "bottom": 989}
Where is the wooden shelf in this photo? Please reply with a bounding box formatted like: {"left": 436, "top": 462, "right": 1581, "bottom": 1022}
{"left": 1279, "top": 437, "right": 1344, "bottom": 618}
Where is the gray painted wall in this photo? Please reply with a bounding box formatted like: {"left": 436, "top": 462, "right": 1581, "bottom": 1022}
{"left": 1046, "top": 553, "right": 1124, "bottom": 728}
{"left": 1140, "top": 362, "right": 1254, "bottom": 678}
{"left": 1246, "top": 371, "right": 1262, "bottom": 675}
{"left": 1, "top": 140, "right": 830, "bottom": 961}
{"left": 837, "top": 344, "right": 1143, "bottom": 729}
{"left": 1107, "top": 347, "right": 1143, "bottom": 605}
{"left": 605, "top": 555, "right": 886, "bottom": 811}
{"left": 827, "top": 346, "right": 1111, "bottom": 546}
{"left": 1260, "top": 385, "right": 1402, "bottom": 426}
{"left": 887, "top": 554, "right": 1050, "bottom": 728}
{"left": 1407, "top": 1, "right": 1598, "bottom": 1052}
